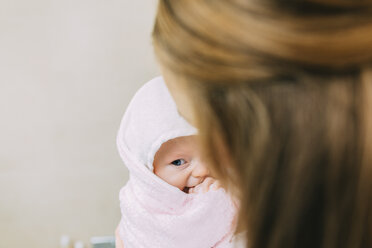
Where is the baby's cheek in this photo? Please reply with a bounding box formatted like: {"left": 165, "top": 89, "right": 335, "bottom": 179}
{"left": 166, "top": 174, "right": 188, "bottom": 190}
{"left": 154, "top": 168, "right": 187, "bottom": 190}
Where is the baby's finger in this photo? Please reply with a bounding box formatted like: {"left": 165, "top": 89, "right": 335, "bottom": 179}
{"left": 202, "top": 177, "right": 215, "bottom": 193}
{"left": 210, "top": 181, "right": 221, "bottom": 190}
{"left": 193, "top": 184, "right": 202, "bottom": 193}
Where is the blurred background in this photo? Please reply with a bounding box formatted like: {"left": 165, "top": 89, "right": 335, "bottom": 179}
{"left": 0, "top": 0, "right": 159, "bottom": 247}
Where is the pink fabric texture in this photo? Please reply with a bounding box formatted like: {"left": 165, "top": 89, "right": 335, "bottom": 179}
{"left": 117, "top": 77, "right": 236, "bottom": 248}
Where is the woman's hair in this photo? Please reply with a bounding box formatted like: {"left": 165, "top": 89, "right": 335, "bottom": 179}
{"left": 152, "top": 1, "right": 372, "bottom": 248}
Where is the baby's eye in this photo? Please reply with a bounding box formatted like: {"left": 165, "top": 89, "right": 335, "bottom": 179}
{"left": 171, "top": 159, "right": 186, "bottom": 166}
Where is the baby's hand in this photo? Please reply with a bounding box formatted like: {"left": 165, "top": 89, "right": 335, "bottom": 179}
{"left": 189, "top": 177, "right": 221, "bottom": 194}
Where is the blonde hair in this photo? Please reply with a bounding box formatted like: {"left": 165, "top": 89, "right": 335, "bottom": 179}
{"left": 153, "top": 1, "right": 372, "bottom": 247}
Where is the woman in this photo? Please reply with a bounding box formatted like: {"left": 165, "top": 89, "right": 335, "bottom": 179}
{"left": 151, "top": 0, "right": 372, "bottom": 248}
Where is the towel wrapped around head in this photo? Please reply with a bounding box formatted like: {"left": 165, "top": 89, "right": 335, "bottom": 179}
{"left": 117, "top": 76, "right": 236, "bottom": 248}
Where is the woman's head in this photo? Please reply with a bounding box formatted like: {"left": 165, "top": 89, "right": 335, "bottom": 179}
{"left": 153, "top": 1, "right": 372, "bottom": 248}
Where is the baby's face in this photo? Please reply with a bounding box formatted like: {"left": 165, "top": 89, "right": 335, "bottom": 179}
{"left": 153, "top": 136, "right": 209, "bottom": 193}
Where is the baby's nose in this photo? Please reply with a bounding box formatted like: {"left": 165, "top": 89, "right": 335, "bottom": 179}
{"left": 192, "top": 160, "right": 210, "bottom": 178}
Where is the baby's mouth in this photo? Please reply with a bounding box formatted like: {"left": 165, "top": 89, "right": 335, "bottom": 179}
{"left": 182, "top": 186, "right": 195, "bottom": 194}
{"left": 183, "top": 180, "right": 203, "bottom": 193}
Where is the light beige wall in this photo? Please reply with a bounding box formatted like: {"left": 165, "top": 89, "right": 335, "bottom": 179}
{"left": 0, "top": 0, "right": 159, "bottom": 247}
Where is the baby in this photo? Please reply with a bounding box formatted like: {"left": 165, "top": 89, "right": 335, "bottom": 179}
{"left": 116, "top": 77, "right": 236, "bottom": 248}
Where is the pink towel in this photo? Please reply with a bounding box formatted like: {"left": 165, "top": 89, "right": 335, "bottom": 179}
{"left": 117, "top": 77, "right": 236, "bottom": 248}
